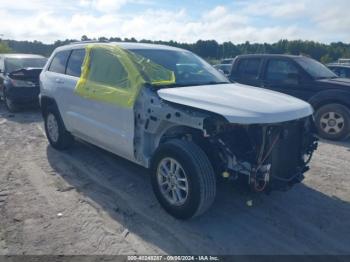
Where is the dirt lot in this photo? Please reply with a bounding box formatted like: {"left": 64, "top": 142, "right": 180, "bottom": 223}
{"left": 0, "top": 103, "right": 349, "bottom": 255}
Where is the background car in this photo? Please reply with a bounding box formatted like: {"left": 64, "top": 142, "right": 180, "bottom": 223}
{"left": 213, "top": 64, "right": 232, "bottom": 76}
{"left": 0, "top": 54, "right": 47, "bottom": 112}
{"left": 327, "top": 63, "right": 350, "bottom": 78}
{"left": 229, "top": 54, "right": 350, "bottom": 141}
{"left": 213, "top": 58, "right": 234, "bottom": 76}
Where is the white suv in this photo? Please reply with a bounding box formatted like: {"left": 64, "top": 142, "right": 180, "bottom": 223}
{"left": 40, "top": 42, "right": 318, "bottom": 219}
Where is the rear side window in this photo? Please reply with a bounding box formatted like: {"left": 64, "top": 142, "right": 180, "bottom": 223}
{"left": 266, "top": 59, "right": 299, "bottom": 81}
{"left": 48, "top": 50, "right": 70, "bottom": 74}
{"left": 237, "top": 59, "right": 261, "bottom": 79}
{"left": 66, "top": 49, "right": 86, "bottom": 77}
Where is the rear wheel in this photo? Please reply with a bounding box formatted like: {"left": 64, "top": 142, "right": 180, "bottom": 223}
{"left": 151, "top": 139, "right": 216, "bottom": 219}
{"left": 315, "top": 103, "right": 350, "bottom": 141}
{"left": 44, "top": 107, "right": 74, "bottom": 150}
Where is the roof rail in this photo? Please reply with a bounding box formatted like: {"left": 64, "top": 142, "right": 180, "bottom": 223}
{"left": 69, "top": 40, "right": 110, "bottom": 45}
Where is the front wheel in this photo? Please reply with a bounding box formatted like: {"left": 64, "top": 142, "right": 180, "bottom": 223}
{"left": 315, "top": 103, "right": 350, "bottom": 141}
{"left": 151, "top": 139, "right": 216, "bottom": 219}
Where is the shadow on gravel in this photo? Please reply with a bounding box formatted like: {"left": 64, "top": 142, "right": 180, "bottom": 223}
{"left": 46, "top": 140, "right": 350, "bottom": 255}
{"left": 0, "top": 101, "right": 42, "bottom": 124}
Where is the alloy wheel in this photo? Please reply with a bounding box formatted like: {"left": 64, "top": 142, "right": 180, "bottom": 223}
{"left": 156, "top": 157, "right": 189, "bottom": 206}
{"left": 320, "top": 111, "right": 345, "bottom": 135}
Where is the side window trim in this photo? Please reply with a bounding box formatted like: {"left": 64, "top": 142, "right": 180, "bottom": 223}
{"left": 64, "top": 50, "right": 73, "bottom": 75}
{"left": 65, "top": 48, "right": 86, "bottom": 78}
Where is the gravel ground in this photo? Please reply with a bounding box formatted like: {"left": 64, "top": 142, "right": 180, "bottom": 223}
{"left": 0, "top": 103, "right": 349, "bottom": 255}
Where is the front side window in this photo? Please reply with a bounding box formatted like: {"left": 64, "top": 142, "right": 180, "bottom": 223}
{"left": 88, "top": 48, "right": 129, "bottom": 88}
{"left": 48, "top": 51, "right": 70, "bottom": 74}
{"left": 265, "top": 59, "right": 299, "bottom": 82}
{"left": 4, "top": 57, "right": 47, "bottom": 74}
{"left": 237, "top": 59, "right": 261, "bottom": 79}
{"left": 296, "top": 57, "right": 336, "bottom": 79}
{"left": 66, "top": 49, "right": 86, "bottom": 77}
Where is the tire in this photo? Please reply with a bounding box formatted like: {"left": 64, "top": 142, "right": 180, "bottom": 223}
{"left": 3, "top": 89, "right": 19, "bottom": 113}
{"left": 43, "top": 106, "right": 74, "bottom": 150}
{"left": 315, "top": 103, "right": 350, "bottom": 141}
{"left": 151, "top": 139, "right": 216, "bottom": 219}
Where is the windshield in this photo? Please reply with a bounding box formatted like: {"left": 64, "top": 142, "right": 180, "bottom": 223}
{"left": 5, "top": 57, "right": 47, "bottom": 73}
{"left": 129, "top": 49, "right": 229, "bottom": 87}
{"left": 296, "top": 57, "right": 337, "bottom": 79}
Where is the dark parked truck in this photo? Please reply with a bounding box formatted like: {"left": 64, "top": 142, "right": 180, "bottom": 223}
{"left": 0, "top": 54, "right": 47, "bottom": 112}
{"left": 229, "top": 54, "right": 350, "bottom": 141}
{"left": 40, "top": 43, "right": 318, "bottom": 219}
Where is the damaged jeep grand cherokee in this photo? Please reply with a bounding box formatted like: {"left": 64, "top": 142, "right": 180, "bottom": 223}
{"left": 40, "top": 42, "right": 318, "bottom": 219}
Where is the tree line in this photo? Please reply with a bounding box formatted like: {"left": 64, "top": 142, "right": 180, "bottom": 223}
{"left": 1, "top": 36, "right": 350, "bottom": 64}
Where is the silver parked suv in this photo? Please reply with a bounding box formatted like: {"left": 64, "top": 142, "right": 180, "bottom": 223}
{"left": 40, "top": 41, "right": 318, "bottom": 219}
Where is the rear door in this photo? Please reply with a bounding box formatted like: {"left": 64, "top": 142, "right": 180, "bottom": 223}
{"left": 231, "top": 58, "right": 262, "bottom": 87}
{"left": 42, "top": 50, "right": 72, "bottom": 123}
{"left": 57, "top": 48, "right": 86, "bottom": 131}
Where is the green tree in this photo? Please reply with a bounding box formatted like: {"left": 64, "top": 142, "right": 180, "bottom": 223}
{"left": 0, "top": 41, "right": 11, "bottom": 53}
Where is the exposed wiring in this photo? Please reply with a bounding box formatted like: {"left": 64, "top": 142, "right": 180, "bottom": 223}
{"left": 253, "top": 129, "right": 281, "bottom": 192}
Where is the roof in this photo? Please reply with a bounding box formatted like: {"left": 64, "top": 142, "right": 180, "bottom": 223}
{"left": 0, "top": 53, "right": 46, "bottom": 59}
{"left": 236, "top": 54, "right": 306, "bottom": 59}
{"left": 327, "top": 63, "right": 350, "bottom": 68}
{"left": 55, "top": 42, "right": 185, "bottom": 53}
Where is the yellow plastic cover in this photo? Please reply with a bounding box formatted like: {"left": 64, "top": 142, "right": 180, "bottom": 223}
{"left": 75, "top": 44, "right": 176, "bottom": 108}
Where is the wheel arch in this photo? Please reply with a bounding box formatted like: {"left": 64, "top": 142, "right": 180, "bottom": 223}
{"left": 40, "top": 96, "right": 59, "bottom": 115}
{"left": 309, "top": 90, "right": 350, "bottom": 111}
{"left": 40, "top": 96, "right": 69, "bottom": 131}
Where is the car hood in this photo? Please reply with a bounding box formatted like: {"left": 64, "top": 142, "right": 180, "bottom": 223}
{"left": 157, "top": 83, "right": 313, "bottom": 124}
{"left": 316, "top": 77, "right": 350, "bottom": 88}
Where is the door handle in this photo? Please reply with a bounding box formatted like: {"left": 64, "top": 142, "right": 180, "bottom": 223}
{"left": 55, "top": 78, "right": 64, "bottom": 84}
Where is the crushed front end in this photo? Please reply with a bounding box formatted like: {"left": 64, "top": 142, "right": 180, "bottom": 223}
{"left": 204, "top": 116, "right": 318, "bottom": 192}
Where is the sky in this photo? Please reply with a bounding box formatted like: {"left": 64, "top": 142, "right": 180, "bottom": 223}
{"left": 0, "top": 0, "right": 350, "bottom": 44}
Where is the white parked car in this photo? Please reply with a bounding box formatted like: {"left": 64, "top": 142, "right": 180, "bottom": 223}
{"left": 39, "top": 42, "right": 318, "bottom": 219}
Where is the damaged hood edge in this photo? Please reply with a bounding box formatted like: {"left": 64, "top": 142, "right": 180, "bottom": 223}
{"left": 157, "top": 83, "right": 313, "bottom": 124}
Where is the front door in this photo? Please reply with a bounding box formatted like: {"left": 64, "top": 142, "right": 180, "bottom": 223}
{"left": 261, "top": 58, "right": 311, "bottom": 100}
{"left": 65, "top": 47, "right": 136, "bottom": 161}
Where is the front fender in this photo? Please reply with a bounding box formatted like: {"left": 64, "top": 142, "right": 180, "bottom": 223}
{"left": 308, "top": 89, "right": 350, "bottom": 109}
